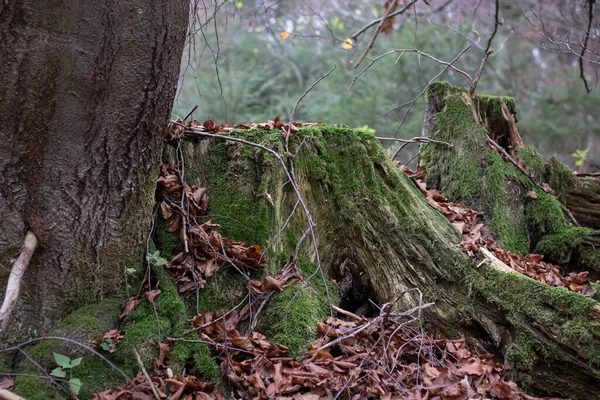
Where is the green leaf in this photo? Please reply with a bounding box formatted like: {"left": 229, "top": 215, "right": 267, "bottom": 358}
{"left": 70, "top": 357, "right": 83, "bottom": 367}
{"left": 50, "top": 367, "right": 66, "bottom": 378}
{"left": 69, "top": 378, "right": 82, "bottom": 395}
{"left": 100, "top": 342, "right": 109, "bottom": 351}
{"left": 53, "top": 353, "right": 71, "bottom": 368}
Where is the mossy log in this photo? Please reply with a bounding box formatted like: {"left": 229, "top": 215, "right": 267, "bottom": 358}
{"left": 157, "top": 121, "right": 600, "bottom": 398}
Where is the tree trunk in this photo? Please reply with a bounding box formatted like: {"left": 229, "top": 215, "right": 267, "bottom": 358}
{"left": 0, "top": 0, "right": 188, "bottom": 336}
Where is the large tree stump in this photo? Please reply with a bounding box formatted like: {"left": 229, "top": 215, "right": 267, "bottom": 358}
{"left": 159, "top": 120, "right": 600, "bottom": 399}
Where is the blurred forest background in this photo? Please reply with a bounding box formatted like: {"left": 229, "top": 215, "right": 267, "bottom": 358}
{"left": 173, "top": 0, "right": 600, "bottom": 171}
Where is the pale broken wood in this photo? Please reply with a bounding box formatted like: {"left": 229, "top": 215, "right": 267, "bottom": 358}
{"left": 479, "top": 247, "right": 518, "bottom": 275}
{"left": 0, "top": 389, "right": 26, "bottom": 400}
{"left": 0, "top": 231, "right": 38, "bottom": 332}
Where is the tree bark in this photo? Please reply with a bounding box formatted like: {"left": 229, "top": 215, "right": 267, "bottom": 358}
{"left": 567, "top": 174, "right": 600, "bottom": 229}
{"left": 0, "top": 0, "right": 188, "bottom": 336}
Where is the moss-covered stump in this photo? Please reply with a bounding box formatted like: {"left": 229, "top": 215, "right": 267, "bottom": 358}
{"left": 159, "top": 124, "right": 600, "bottom": 398}
{"left": 422, "top": 82, "right": 595, "bottom": 268}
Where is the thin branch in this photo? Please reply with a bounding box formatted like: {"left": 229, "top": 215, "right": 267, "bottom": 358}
{"left": 579, "top": 0, "right": 595, "bottom": 92}
{"left": 133, "top": 347, "right": 160, "bottom": 400}
{"left": 289, "top": 65, "right": 336, "bottom": 125}
{"left": 351, "top": 0, "right": 419, "bottom": 41}
{"left": 354, "top": 0, "right": 401, "bottom": 69}
{"left": 390, "top": 46, "right": 472, "bottom": 159}
{"left": 349, "top": 48, "right": 471, "bottom": 91}
{"left": 1, "top": 336, "right": 130, "bottom": 383}
{"left": 484, "top": 0, "right": 500, "bottom": 55}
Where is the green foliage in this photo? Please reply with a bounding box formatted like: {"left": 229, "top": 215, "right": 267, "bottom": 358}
{"left": 572, "top": 148, "right": 590, "bottom": 172}
{"left": 50, "top": 353, "right": 83, "bottom": 395}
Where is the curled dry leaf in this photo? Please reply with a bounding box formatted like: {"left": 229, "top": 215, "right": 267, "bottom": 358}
{"left": 119, "top": 297, "right": 141, "bottom": 319}
{"left": 144, "top": 289, "right": 161, "bottom": 304}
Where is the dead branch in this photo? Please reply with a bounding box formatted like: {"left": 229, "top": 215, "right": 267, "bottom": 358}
{"left": 484, "top": 135, "right": 581, "bottom": 227}
{"left": 483, "top": 0, "right": 500, "bottom": 55}
{"left": 351, "top": 0, "right": 419, "bottom": 42}
{"left": 133, "top": 347, "right": 160, "bottom": 400}
{"left": 389, "top": 46, "right": 472, "bottom": 160}
{"left": 354, "top": 0, "right": 400, "bottom": 69}
{"left": 579, "top": 0, "right": 595, "bottom": 92}
{"left": 1, "top": 336, "right": 130, "bottom": 383}
{"left": 0, "top": 231, "right": 37, "bottom": 332}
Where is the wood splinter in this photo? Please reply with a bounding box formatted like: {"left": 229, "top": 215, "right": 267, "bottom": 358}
{"left": 0, "top": 231, "right": 38, "bottom": 332}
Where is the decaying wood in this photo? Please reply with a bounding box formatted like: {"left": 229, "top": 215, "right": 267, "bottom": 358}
{"left": 0, "top": 231, "right": 37, "bottom": 332}
{"left": 567, "top": 174, "right": 600, "bottom": 229}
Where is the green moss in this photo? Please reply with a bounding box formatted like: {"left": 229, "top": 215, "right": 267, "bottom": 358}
{"left": 12, "top": 297, "right": 124, "bottom": 399}
{"left": 427, "top": 81, "right": 466, "bottom": 101}
{"left": 202, "top": 137, "right": 276, "bottom": 245}
{"left": 580, "top": 247, "right": 600, "bottom": 275}
{"left": 517, "top": 146, "right": 546, "bottom": 179}
{"left": 154, "top": 218, "right": 180, "bottom": 261}
{"left": 546, "top": 159, "right": 576, "bottom": 204}
{"left": 118, "top": 257, "right": 186, "bottom": 372}
{"left": 13, "top": 376, "right": 62, "bottom": 400}
{"left": 423, "top": 83, "right": 588, "bottom": 262}
{"left": 525, "top": 189, "right": 592, "bottom": 263}
{"left": 507, "top": 332, "right": 539, "bottom": 371}
{"left": 461, "top": 258, "right": 600, "bottom": 367}
{"left": 262, "top": 258, "right": 334, "bottom": 356}
{"left": 170, "top": 322, "right": 220, "bottom": 381}
{"left": 423, "top": 93, "right": 529, "bottom": 254}
{"left": 534, "top": 227, "right": 592, "bottom": 264}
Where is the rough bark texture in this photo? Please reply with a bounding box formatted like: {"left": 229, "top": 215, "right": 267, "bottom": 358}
{"left": 567, "top": 174, "right": 600, "bottom": 229}
{"left": 0, "top": 0, "right": 188, "bottom": 336}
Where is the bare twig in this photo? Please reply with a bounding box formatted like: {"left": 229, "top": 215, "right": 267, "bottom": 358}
{"left": 289, "top": 65, "right": 336, "bottom": 125}
{"left": 354, "top": 0, "right": 400, "bottom": 69}
{"left": 351, "top": 0, "right": 419, "bottom": 42}
{"left": 483, "top": 0, "right": 500, "bottom": 55}
{"left": 485, "top": 135, "right": 581, "bottom": 226}
{"left": 133, "top": 347, "right": 160, "bottom": 400}
{"left": 1, "top": 336, "right": 130, "bottom": 383}
{"left": 469, "top": 49, "right": 493, "bottom": 124}
{"left": 579, "top": 0, "right": 595, "bottom": 92}
{"left": 349, "top": 48, "right": 471, "bottom": 91}
{"left": 390, "top": 46, "right": 471, "bottom": 160}
{"left": 0, "top": 231, "right": 37, "bottom": 332}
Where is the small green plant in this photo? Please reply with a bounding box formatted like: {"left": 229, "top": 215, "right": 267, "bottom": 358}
{"left": 572, "top": 148, "right": 590, "bottom": 173}
{"left": 99, "top": 338, "right": 116, "bottom": 352}
{"left": 50, "top": 352, "right": 82, "bottom": 395}
{"left": 147, "top": 250, "right": 168, "bottom": 267}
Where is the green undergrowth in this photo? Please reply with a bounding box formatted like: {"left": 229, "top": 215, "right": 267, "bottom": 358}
{"left": 423, "top": 82, "right": 590, "bottom": 263}
{"left": 12, "top": 247, "right": 219, "bottom": 399}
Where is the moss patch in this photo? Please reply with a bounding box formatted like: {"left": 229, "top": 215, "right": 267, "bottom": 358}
{"left": 423, "top": 83, "right": 589, "bottom": 263}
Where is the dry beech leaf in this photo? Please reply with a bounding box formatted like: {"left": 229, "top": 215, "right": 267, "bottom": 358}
{"left": 119, "top": 297, "right": 141, "bottom": 319}
{"left": 280, "top": 31, "right": 290, "bottom": 41}
{"left": 145, "top": 289, "right": 161, "bottom": 304}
